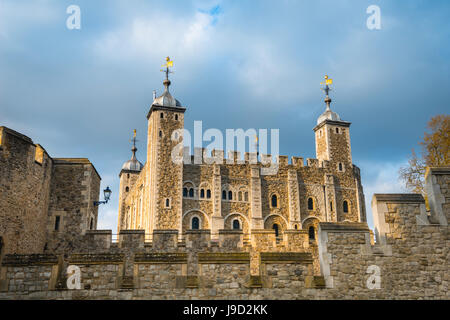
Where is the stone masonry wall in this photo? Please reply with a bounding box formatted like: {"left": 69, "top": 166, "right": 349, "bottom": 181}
{"left": 0, "top": 127, "right": 52, "bottom": 255}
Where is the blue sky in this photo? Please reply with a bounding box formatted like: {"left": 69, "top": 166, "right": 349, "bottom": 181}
{"left": 1, "top": 0, "right": 449, "bottom": 231}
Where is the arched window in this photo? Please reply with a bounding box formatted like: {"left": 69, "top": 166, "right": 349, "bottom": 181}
{"left": 228, "top": 191, "right": 233, "bottom": 200}
{"left": 160, "top": 113, "right": 164, "bottom": 119}
{"left": 206, "top": 190, "right": 211, "bottom": 199}
{"left": 200, "top": 189, "right": 205, "bottom": 198}
{"left": 336, "top": 127, "right": 339, "bottom": 134}
{"left": 343, "top": 200, "right": 349, "bottom": 213}
{"left": 232, "top": 219, "right": 240, "bottom": 230}
{"left": 125, "top": 186, "right": 129, "bottom": 192}
{"left": 159, "top": 130, "right": 162, "bottom": 137}
{"left": 272, "top": 224, "right": 279, "bottom": 237}
{"left": 338, "top": 163, "right": 343, "bottom": 171}
{"left": 309, "top": 226, "right": 315, "bottom": 240}
{"left": 330, "top": 201, "right": 333, "bottom": 212}
{"left": 183, "top": 188, "right": 188, "bottom": 197}
{"left": 90, "top": 218, "right": 94, "bottom": 230}
{"left": 244, "top": 192, "right": 249, "bottom": 202}
{"left": 175, "top": 114, "right": 178, "bottom": 121}
{"left": 165, "top": 198, "right": 170, "bottom": 208}
{"left": 238, "top": 191, "right": 242, "bottom": 201}
{"left": 222, "top": 190, "right": 227, "bottom": 200}
{"left": 191, "top": 217, "right": 199, "bottom": 230}
{"left": 271, "top": 194, "right": 278, "bottom": 207}
{"left": 294, "top": 224, "right": 298, "bottom": 230}
{"left": 189, "top": 188, "right": 194, "bottom": 198}
{"left": 308, "top": 198, "right": 314, "bottom": 210}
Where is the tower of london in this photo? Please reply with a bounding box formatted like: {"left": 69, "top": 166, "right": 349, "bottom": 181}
{"left": 0, "top": 62, "right": 448, "bottom": 300}
{"left": 117, "top": 71, "right": 366, "bottom": 247}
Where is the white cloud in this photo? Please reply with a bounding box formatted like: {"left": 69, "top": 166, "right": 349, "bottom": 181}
{"left": 0, "top": 1, "right": 58, "bottom": 42}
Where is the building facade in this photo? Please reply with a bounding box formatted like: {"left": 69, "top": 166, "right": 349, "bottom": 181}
{"left": 117, "top": 75, "right": 366, "bottom": 242}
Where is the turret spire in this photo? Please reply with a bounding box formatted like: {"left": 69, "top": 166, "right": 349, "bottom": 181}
{"left": 160, "top": 56, "right": 174, "bottom": 92}
{"left": 130, "top": 129, "right": 138, "bottom": 160}
{"left": 320, "top": 75, "right": 333, "bottom": 111}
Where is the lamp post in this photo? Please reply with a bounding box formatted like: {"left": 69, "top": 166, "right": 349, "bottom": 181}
{"left": 94, "top": 186, "right": 112, "bottom": 206}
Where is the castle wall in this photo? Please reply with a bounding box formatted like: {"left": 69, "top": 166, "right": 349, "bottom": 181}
{"left": 0, "top": 127, "right": 53, "bottom": 255}
{"left": 1, "top": 167, "right": 448, "bottom": 299}
{"left": 45, "top": 159, "right": 101, "bottom": 254}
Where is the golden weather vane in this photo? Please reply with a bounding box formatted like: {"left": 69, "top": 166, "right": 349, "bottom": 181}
{"left": 320, "top": 75, "right": 333, "bottom": 96}
{"left": 160, "top": 56, "right": 174, "bottom": 80}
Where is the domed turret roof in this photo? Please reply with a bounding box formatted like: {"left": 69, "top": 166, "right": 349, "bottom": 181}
{"left": 122, "top": 156, "right": 143, "bottom": 171}
{"left": 152, "top": 79, "right": 182, "bottom": 108}
{"left": 121, "top": 137, "right": 143, "bottom": 172}
{"left": 317, "top": 105, "right": 341, "bottom": 125}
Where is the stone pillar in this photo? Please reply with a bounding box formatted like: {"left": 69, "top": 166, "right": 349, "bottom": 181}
{"left": 287, "top": 169, "right": 301, "bottom": 228}
{"left": 119, "top": 230, "right": 145, "bottom": 249}
{"left": 85, "top": 230, "right": 112, "bottom": 251}
{"left": 250, "top": 166, "right": 263, "bottom": 230}
{"left": 211, "top": 164, "right": 223, "bottom": 240}
{"left": 425, "top": 167, "right": 449, "bottom": 226}
{"left": 152, "top": 230, "right": 178, "bottom": 250}
{"left": 324, "top": 173, "right": 337, "bottom": 222}
{"left": 219, "top": 229, "right": 243, "bottom": 249}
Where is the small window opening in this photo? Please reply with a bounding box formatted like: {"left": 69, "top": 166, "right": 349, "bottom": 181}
{"left": 308, "top": 198, "right": 314, "bottom": 210}
{"left": 309, "top": 226, "right": 315, "bottom": 240}
{"left": 54, "top": 216, "right": 60, "bottom": 231}
{"left": 192, "top": 217, "right": 199, "bottom": 230}
{"left": 232, "top": 219, "right": 240, "bottom": 230}
{"left": 271, "top": 194, "right": 278, "bottom": 207}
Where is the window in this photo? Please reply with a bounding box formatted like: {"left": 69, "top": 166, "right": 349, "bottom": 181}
{"left": 308, "top": 198, "right": 314, "bottom": 210}
{"left": 127, "top": 173, "right": 130, "bottom": 178}
{"left": 338, "top": 163, "right": 343, "bottom": 172}
{"left": 159, "top": 130, "right": 162, "bottom": 137}
{"left": 160, "top": 113, "right": 164, "bottom": 119}
{"left": 238, "top": 191, "right": 242, "bottom": 201}
{"left": 200, "top": 189, "right": 205, "bottom": 198}
{"left": 183, "top": 188, "right": 188, "bottom": 197}
{"left": 271, "top": 194, "right": 278, "bottom": 208}
{"left": 54, "top": 216, "right": 60, "bottom": 231}
{"left": 125, "top": 186, "right": 129, "bottom": 192}
{"left": 222, "top": 190, "right": 227, "bottom": 200}
{"left": 343, "top": 200, "right": 349, "bottom": 213}
{"left": 228, "top": 191, "right": 233, "bottom": 200}
{"left": 191, "top": 217, "right": 199, "bottom": 230}
{"left": 165, "top": 198, "right": 170, "bottom": 208}
{"left": 175, "top": 114, "right": 178, "bottom": 121}
{"left": 90, "top": 218, "right": 94, "bottom": 230}
{"left": 232, "top": 219, "right": 240, "bottom": 230}
{"left": 336, "top": 127, "right": 339, "bottom": 134}
{"left": 206, "top": 189, "right": 211, "bottom": 199}
{"left": 244, "top": 192, "right": 249, "bottom": 202}
{"left": 294, "top": 224, "right": 298, "bottom": 230}
{"left": 272, "top": 224, "right": 279, "bottom": 237}
{"left": 189, "top": 188, "right": 194, "bottom": 198}
{"left": 309, "top": 226, "right": 315, "bottom": 240}
{"left": 330, "top": 201, "right": 333, "bottom": 212}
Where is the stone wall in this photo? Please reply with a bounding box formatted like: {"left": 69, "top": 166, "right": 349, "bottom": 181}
{"left": 0, "top": 126, "right": 101, "bottom": 257}
{"left": 0, "top": 127, "right": 52, "bottom": 255}
{"left": 1, "top": 167, "right": 448, "bottom": 300}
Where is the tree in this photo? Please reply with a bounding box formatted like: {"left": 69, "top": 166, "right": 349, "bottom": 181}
{"left": 399, "top": 115, "right": 450, "bottom": 194}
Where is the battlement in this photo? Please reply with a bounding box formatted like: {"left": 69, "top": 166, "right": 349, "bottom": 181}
{"left": 182, "top": 147, "right": 339, "bottom": 170}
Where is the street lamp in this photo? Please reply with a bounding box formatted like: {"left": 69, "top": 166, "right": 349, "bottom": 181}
{"left": 94, "top": 186, "right": 112, "bottom": 206}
